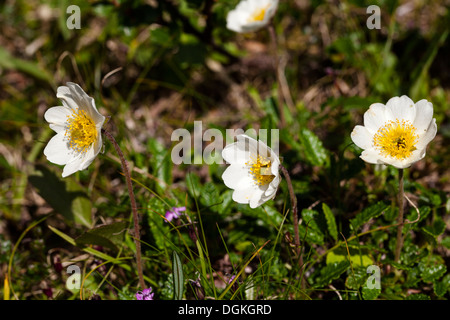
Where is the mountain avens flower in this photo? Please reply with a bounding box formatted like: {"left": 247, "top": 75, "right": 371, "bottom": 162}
{"left": 44, "top": 82, "right": 106, "bottom": 177}
{"left": 226, "top": 0, "right": 279, "bottom": 33}
{"left": 351, "top": 95, "right": 437, "bottom": 169}
{"left": 222, "top": 134, "right": 281, "bottom": 208}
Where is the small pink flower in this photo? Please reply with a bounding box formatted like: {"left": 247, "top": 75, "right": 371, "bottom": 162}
{"left": 136, "top": 288, "right": 154, "bottom": 300}
{"left": 165, "top": 207, "right": 186, "bottom": 222}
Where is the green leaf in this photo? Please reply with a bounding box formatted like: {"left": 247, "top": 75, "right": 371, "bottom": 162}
{"left": 29, "top": 165, "right": 92, "bottom": 228}
{"left": 433, "top": 274, "right": 450, "bottom": 298}
{"left": 422, "top": 219, "right": 446, "bottom": 239}
{"left": 298, "top": 128, "right": 328, "bottom": 167}
{"left": 326, "top": 248, "right": 373, "bottom": 267}
{"left": 313, "top": 261, "right": 350, "bottom": 287}
{"left": 200, "top": 182, "right": 220, "bottom": 208}
{"left": 147, "top": 137, "right": 173, "bottom": 193}
{"left": 362, "top": 286, "right": 381, "bottom": 300}
{"left": 299, "top": 209, "right": 325, "bottom": 245}
{"left": 420, "top": 263, "right": 447, "bottom": 283}
{"left": 350, "top": 201, "right": 388, "bottom": 231}
{"left": 322, "top": 203, "right": 338, "bottom": 241}
{"left": 172, "top": 251, "right": 184, "bottom": 300}
{"left": 0, "top": 46, "right": 53, "bottom": 83}
{"left": 186, "top": 172, "right": 201, "bottom": 199}
{"left": 405, "top": 293, "right": 431, "bottom": 300}
{"left": 345, "top": 267, "right": 368, "bottom": 289}
{"left": 75, "top": 222, "right": 127, "bottom": 252}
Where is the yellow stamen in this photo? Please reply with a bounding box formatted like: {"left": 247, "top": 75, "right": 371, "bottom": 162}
{"left": 246, "top": 155, "right": 275, "bottom": 186}
{"left": 247, "top": 5, "right": 269, "bottom": 22}
{"left": 65, "top": 109, "right": 97, "bottom": 153}
{"left": 373, "top": 119, "right": 418, "bottom": 160}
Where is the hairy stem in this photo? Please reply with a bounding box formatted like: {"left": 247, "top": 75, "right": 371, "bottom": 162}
{"left": 394, "top": 168, "right": 405, "bottom": 263}
{"left": 102, "top": 128, "right": 145, "bottom": 289}
{"left": 280, "top": 164, "right": 305, "bottom": 289}
{"left": 268, "top": 23, "right": 286, "bottom": 128}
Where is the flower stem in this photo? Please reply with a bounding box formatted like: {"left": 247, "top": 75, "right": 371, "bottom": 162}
{"left": 280, "top": 164, "right": 305, "bottom": 289}
{"left": 268, "top": 23, "right": 286, "bottom": 128}
{"left": 394, "top": 168, "right": 405, "bottom": 263}
{"left": 102, "top": 128, "right": 145, "bottom": 289}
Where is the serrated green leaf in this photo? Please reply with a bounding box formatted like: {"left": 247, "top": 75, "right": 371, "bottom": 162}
{"left": 362, "top": 286, "right": 381, "bottom": 300}
{"left": 420, "top": 263, "right": 447, "bottom": 283}
{"left": 298, "top": 128, "right": 327, "bottom": 167}
{"left": 345, "top": 267, "right": 368, "bottom": 289}
{"left": 322, "top": 203, "right": 337, "bottom": 241}
{"left": 433, "top": 275, "right": 450, "bottom": 297}
{"left": 313, "top": 261, "right": 350, "bottom": 287}
{"left": 406, "top": 293, "right": 431, "bottom": 300}
{"left": 201, "top": 182, "right": 220, "bottom": 208}
{"left": 422, "top": 219, "right": 446, "bottom": 238}
{"left": 350, "top": 201, "right": 388, "bottom": 230}
{"left": 172, "top": 251, "right": 184, "bottom": 300}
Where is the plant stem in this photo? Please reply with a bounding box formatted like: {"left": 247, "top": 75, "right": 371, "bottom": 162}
{"left": 394, "top": 168, "right": 405, "bottom": 263}
{"left": 102, "top": 128, "right": 145, "bottom": 289}
{"left": 268, "top": 23, "right": 286, "bottom": 128}
{"left": 280, "top": 164, "right": 305, "bottom": 289}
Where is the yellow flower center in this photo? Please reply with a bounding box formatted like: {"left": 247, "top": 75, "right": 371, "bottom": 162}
{"left": 246, "top": 155, "right": 275, "bottom": 186}
{"left": 247, "top": 5, "right": 269, "bottom": 22}
{"left": 65, "top": 109, "right": 97, "bottom": 153}
{"left": 373, "top": 119, "right": 419, "bottom": 160}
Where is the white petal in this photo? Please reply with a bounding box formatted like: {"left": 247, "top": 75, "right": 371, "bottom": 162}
{"left": 222, "top": 142, "right": 251, "bottom": 165}
{"left": 222, "top": 164, "right": 249, "bottom": 189}
{"left": 385, "top": 95, "right": 416, "bottom": 123}
{"left": 413, "top": 99, "right": 434, "bottom": 133}
{"left": 232, "top": 183, "right": 258, "bottom": 204}
{"left": 43, "top": 132, "right": 71, "bottom": 165}
{"left": 79, "top": 137, "right": 102, "bottom": 170}
{"left": 57, "top": 86, "right": 79, "bottom": 111}
{"left": 416, "top": 118, "right": 437, "bottom": 150}
{"left": 264, "top": 174, "right": 280, "bottom": 199}
{"left": 62, "top": 155, "right": 84, "bottom": 177}
{"left": 360, "top": 148, "right": 381, "bottom": 165}
{"left": 44, "top": 106, "right": 71, "bottom": 133}
{"left": 66, "top": 82, "right": 105, "bottom": 125}
{"left": 249, "top": 188, "right": 267, "bottom": 208}
{"left": 351, "top": 125, "right": 373, "bottom": 150}
{"left": 363, "top": 103, "right": 388, "bottom": 134}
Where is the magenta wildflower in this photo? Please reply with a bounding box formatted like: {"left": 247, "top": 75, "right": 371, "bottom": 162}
{"left": 165, "top": 206, "right": 186, "bottom": 222}
{"left": 136, "top": 288, "right": 154, "bottom": 300}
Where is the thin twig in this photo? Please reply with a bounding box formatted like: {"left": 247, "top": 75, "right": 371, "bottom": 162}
{"left": 102, "top": 128, "right": 145, "bottom": 289}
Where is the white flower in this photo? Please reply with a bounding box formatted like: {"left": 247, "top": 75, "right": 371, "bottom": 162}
{"left": 226, "top": 0, "right": 279, "bottom": 33}
{"left": 44, "top": 82, "right": 106, "bottom": 177}
{"left": 351, "top": 95, "right": 437, "bottom": 169}
{"left": 222, "top": 134, "right": 281, "bottom": 208}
